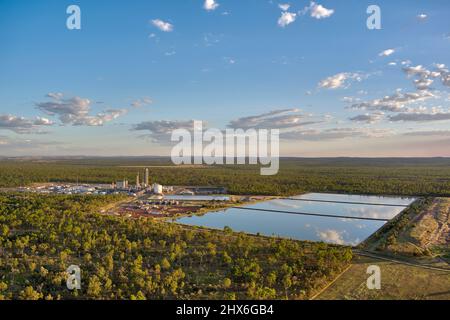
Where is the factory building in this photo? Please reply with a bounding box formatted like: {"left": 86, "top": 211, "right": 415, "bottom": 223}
{"left": 183, "top": 186, "right": 227, "bottom": 195}
{"left": 152, "top": 183, "right": 163, "bottom": 195}
{"left": 116, "top": 179, "right": 129, "bottom": 189}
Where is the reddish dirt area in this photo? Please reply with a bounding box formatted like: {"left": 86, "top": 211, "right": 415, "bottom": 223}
{"left": 410, "top": 198, "right": 450, "bottom": 249}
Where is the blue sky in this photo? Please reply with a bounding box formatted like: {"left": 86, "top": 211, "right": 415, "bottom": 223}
{"left": 0, "top": 0, "right": 449, "bottom": 156}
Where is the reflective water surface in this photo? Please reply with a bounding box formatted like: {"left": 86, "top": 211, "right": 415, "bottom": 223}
{"left": 174, "top": 193, "right": 416, "bottom": 246}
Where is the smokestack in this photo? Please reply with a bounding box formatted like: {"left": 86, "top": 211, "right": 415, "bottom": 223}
{"left": 144, "top": 168, "right": 149, "bottom": 187}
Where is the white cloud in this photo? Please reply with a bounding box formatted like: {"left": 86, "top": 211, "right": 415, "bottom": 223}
{"left": 203, "top": 33, "right": 222, "bottom": 47}
{"left": 151, "top": 19, "right": 173, "bottom": 32}
{"left": 349, "top": 112, "right": 384, "bottom": 124}
{"left": 131, "top": 97, "right": 153, "bottom": 108}
{"left": 401, "top": 60, "right": 412, "bottom": 66}
{"left": 433, "top": 64, "right": 450, "bottom": 88}
{"left": 278, "top": 3, "right": 290, "bottom": 11}
{"left": 403, "top": 65, "right": 430, "bottom": 78}
{"left": 349, "top": 90, "right": 436, "bottom": 112}
{"left": 379, "top": 49, "right": 396, "bottom": 57}
{"left": 389, "top": 110, "right": 450, "bottom": 122}
{"left": 46, "top": 92, "right": 64, "bottom": 100}
{"left": 278, "top": 11, "right": 297, "bottom": 27}
{"left": 434, "top": 63, "right": 447, "bottom": 71}
{"left": 309, "top": 2, "right": 334, "bottom": 19}
{"left": 36, "top": 94, "right": 127, "bottom": 126}
{"left": 341, "top": 96, "right": 361, "bottom": 103}
{"left": 417, "top": 13, "right": 427, "bottom": 20}
{"left": 318, "top": 72, "right": 364, "bottom": 89}
{"left": 281, "top": 127, "right": 392, "bottom": 141}
{"left": 278, "top": 1, "right": 333, "bottom": 27}
{"left": 317, "top": 229, "right": 345, "bottom": 245}
{"left": 204, "top": 0, "right": 219, "bottom": 11}
{"left": 33, "top": 117, "right": 54, "bottom": 126}
{"left": 401, "top": 64, "right": 450, "bottom": 90}
{"left": 228, "top": 109, "right": 317, "bottom": 130}
{"left": 442, "top": 73, "right": 450, "bottom": 87}
{"left": 0, "top": 114, "right": 54, "bottom": 134}
{"left": 414, "top": 78, "right": 434, "bottom": 90}
{"left": 87, "top": 109, "right": 126, "bottom": 126}
{"left": 0, "top": 136, "right": 63, "bottom": 150}
{"left": 224, "top": 57, "right": 236, "bottom": 65}
{"left": 132, "top": 120, "right": 200, "bottom": 144}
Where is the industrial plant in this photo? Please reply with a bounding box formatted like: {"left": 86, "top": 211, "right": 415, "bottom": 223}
{"left": 19, "top": 167, "right": 235, "bottom": 218}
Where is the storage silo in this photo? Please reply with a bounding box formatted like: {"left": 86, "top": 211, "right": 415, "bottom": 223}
{"left": 153, "top": 183, "right": 163, "bottom": 195}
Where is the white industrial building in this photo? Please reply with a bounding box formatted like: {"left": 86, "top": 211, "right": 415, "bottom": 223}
{"left": 152, "top": 183, "right": 163, "bottom": 195}
{"left": 116, "top": 180, "right": 129, "bottom": 189}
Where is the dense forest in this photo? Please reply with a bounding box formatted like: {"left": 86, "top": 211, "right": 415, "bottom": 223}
{"left": 1, "top": 157, "right": 450, "bottom": 196}
{"left": 0, "top": 193, "right": 352, "bottom": 300}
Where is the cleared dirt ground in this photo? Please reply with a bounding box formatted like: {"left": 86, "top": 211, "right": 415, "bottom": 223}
{"left": 317, "top": 255, "right": 450, "bottom": 300}
{"left": 386, "top": 198, "right": 449, "bottom": 265}
{"left": 318, "top": 197, "right": 450, "bottom": 300}
{"left": 407, "top": 197, "right": 450, "bottom": 262}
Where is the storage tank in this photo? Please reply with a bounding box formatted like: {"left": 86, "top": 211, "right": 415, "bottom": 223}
{"left": 153, "top": 184, "right": 163, "bottom": 195}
